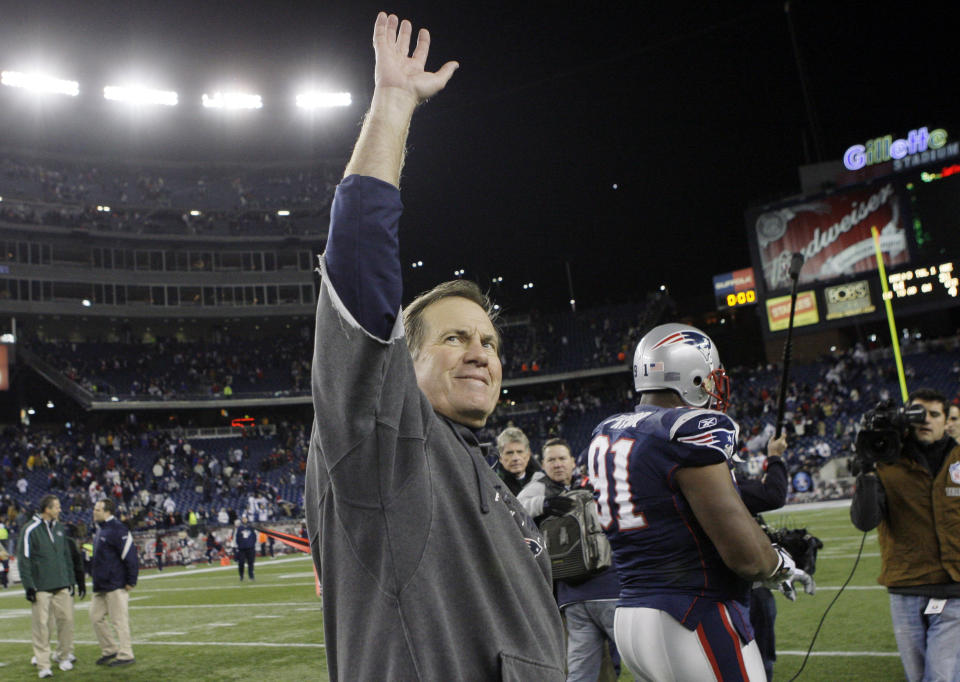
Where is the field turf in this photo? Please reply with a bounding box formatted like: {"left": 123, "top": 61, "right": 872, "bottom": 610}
{"left": 0, "top": 503, "right": 907, "bottom": 680}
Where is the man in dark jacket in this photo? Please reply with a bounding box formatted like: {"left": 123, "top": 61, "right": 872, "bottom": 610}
{"left": 233, "top": 516, "right": 257, "bottom": 581}
{"left": 494, "top": 426, "right": 543, "bottom": 497}
{"left": 17, "top": 495, "right": 78, "bottom": 677}
{"left": 519, "top": 438, "right": 626, "bottom": 681}
{"left": 91, "top": 498, "right": 138, "bottom": 667}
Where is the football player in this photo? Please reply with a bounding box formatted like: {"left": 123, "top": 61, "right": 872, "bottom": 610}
{"left": 586, "top": 323, "right": 806, "bottom": 681}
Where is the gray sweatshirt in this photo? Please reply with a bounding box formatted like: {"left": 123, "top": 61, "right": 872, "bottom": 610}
{"left": 305, "top": 261, "right": 565, "bottom": 680}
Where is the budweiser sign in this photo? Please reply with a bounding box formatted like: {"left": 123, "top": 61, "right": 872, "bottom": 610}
{"left": 753, "top": 183, "right": 908, "bottom": 290}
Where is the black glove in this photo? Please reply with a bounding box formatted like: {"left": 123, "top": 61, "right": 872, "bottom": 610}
{"left": 69, "top": 584, "right": 75, "bottom": 596}
{"left": 542, "top": 496, "right": 575, "bottom": 517}
{"left": 77, "top": 581, "right": 86, "bottom": 600}
{"left": 25, "top": 587, "right": 36, "bottom": 603}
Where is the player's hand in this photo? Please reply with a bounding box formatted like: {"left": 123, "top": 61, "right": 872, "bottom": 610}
{"left": 372, "top": 12, "right": 459, "bottom": 105}
{"left": 762, "top": 545, "right": 796, "bottom": 589}
{"left": 778, "top": 567, "right": 816, "bottom": 601}
{"left": 25, "top": 587, "right": 37, "bottom": 602}
{"left": 542, "top": 496, "right": 575, "bottom": 517}
{"left": 767, "top": 434, "right": 787, "bottom": 458}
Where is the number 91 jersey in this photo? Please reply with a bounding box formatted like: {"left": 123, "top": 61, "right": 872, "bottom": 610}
{"left": 585, "top": 404, "right": 752, "bottom": 635}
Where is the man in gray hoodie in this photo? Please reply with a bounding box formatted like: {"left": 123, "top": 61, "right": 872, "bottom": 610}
{"left": 304, "top": 12, "right": 565, "bottom": 681}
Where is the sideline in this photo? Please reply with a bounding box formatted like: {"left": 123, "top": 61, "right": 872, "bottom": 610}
{"left": 139, "top": 554, "right": 311, "bottom": 581}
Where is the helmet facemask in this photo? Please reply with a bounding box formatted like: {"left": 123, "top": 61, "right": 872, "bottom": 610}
{"left": 701, "top": 368, "right": 731, "bottom": 413}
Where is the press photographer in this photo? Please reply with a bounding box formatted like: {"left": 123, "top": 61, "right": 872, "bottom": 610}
{"left": 850, "top": 388, "right": 960, "bottom": 682}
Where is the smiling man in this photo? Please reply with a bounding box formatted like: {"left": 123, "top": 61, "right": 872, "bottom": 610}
{"left": 304, "top": 13, "right": 564, "bottom": 681}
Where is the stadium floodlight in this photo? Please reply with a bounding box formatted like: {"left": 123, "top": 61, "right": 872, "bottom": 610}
{"left": 1, "top": 70, "right": 79, "bottom": 96}
{"left": 202, "top": 91, "right": 263, "bottom": 110}
{"left": 296, "top": 91, "right": 351, "bottom": 109}
{"left": 277, "top": 210, "right": 290, "bottom": 216}
{"left": 189, "top": 210, "right": 201, "bottom": 216}
{"left": 0, "top": 333, "right": 14, "bottom": 343}
{"left": 103, "top": 84, "right": 178, "bottom": 106}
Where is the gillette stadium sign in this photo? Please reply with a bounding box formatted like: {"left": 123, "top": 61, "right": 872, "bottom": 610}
{"left": 843, "top": 126, "right": 958, "bottom": 171}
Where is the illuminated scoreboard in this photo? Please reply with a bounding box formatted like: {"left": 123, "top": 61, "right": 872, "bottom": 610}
{"left": 713, "top": 268, "right": 758, "bottom": 310}
{"left": 885, "top": 262, "right": 959, "bottom": 300}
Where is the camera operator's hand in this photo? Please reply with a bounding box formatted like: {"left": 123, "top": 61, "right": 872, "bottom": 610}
{"left": 767, "top": 434, "right": 787, "bottom": 458}
{"left": 542, "top": 496, "right": 575, "bottom": 517}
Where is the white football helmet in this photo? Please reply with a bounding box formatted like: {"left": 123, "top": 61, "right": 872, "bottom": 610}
{"left": 632, "top": 323, "right": 730, "bottom": 411}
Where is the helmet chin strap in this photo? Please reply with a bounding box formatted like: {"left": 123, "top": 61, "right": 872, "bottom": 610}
{"left": 704, "top": 369, "right": 731, "bottom": 413}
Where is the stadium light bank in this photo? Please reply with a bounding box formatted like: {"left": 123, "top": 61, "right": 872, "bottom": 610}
{"left": 1, "top": 70, "right": 79, "bottom": 96}
{"left": 104, "top": 84, "right": 178, "bottom": 106}
{"left": 296, "top": 91, "right": 352, "bottom": 109}
{"left": 202, "top": 91, "right": 263, "bottom": 110}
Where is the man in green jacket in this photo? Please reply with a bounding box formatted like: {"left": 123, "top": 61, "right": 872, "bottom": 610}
{"left": 17, "top": 495, "right": 80, "bottom": 678}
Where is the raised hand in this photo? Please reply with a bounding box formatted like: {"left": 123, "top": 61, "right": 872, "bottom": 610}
{"left": 372, "top": 12, "right": 458, "bottom": 105}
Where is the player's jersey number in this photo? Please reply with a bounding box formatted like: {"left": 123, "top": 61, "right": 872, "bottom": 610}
{"left": 587, "top": 435, "right": 648, "bottom": 532}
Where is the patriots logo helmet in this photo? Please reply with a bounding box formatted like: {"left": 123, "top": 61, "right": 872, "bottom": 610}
{"left": 633, "top": 323, "right": 731, "bottom": 411}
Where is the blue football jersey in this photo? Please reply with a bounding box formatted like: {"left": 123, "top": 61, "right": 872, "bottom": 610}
{"left": 585, "top": 404, "right": 753, "bottom": 639}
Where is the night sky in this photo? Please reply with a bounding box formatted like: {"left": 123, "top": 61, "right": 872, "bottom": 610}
{"left": 1, "top": 0, "right": 958, "bottom": 314}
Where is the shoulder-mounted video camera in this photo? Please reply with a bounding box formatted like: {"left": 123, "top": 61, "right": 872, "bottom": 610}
{"left": 851, "top": 400, "right": 926, "bottom": 474}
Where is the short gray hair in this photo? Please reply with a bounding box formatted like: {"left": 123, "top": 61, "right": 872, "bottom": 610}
{"left": 403, "top": 279, "right": 500, "bottom": 358}
{"left": 496, "top": 426, "right": 529, "bottom": 453}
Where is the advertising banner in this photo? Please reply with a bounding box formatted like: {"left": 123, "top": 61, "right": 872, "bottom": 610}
{"left": 712, "top": 268, "right": 757, "bottom": 309}
{"left": 824, "top": 280, "right": 876, "bottom": 320}
{"left": 752, "top": 182, "right": 909, "bottom": 291}
{"left": 766, "top": 290, "right": 819, "bottom": 332}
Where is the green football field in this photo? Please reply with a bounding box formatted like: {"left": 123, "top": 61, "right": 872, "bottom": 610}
{"left": 0, "top": 503, "right": 907, "bottom": 680}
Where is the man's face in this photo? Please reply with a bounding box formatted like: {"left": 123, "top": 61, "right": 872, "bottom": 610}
{"left": 910, "top": 398, "right": 946, "bottom": 444}
{"left": 93, "top": 502, "right": 106, "bottom": 523}
{"left": 43, "top": 498, "right": 61, "bottom": 522}
{"left": 543, "top": 444, "right": 576, "bottom": 486}
{"left": 947, "top": 404, "right": 960, "bottom": 442}
{"left": 499, "top": 441, "right": 531, "bottom": 475}
{"left": 413, "top": 297, "right": 502, "bottom": 428}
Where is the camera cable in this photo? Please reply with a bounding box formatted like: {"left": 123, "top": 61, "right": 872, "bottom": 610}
{"left": 787, "top": 529, "right": 869, "bottom": 681}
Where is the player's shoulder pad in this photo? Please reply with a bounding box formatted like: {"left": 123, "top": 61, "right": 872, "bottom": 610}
{"left": 594, "top": 410, "right": 656, "bottom": 438}
{"left": 668, "top": 407, "right": 740, "bottom": 459}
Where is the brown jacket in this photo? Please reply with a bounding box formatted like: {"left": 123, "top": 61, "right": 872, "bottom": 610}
{"left": 876, "top": 441, "right": 960, "bottom": 587}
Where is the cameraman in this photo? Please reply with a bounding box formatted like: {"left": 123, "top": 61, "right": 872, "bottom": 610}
{"left": 850, "top": 388, "right": 960, "bottom": 682}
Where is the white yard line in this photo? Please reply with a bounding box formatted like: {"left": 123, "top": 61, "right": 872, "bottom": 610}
{"left": 133, "top": 581, "right": 316, "bottom": 592}
{"left": 0, "top": 638, "right": 324, "bottom": 649}
{"left": 778, "top": 650, "right": 900, "bottom": 657}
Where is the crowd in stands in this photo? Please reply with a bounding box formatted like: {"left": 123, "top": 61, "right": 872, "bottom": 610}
{"left": 31, "top": 328, "right": 313, "bottom": 399}
{"left": 6, "top": 315, "right": 960, "bottom": 560}
{"left": 0, "top": 419, "right": 309, "bottom": 550}
{"left": 0, "top": 155, "right": 342, "bottom": 236}
{"left": 26, "top": 302, "right": 659, "bottom": 400}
